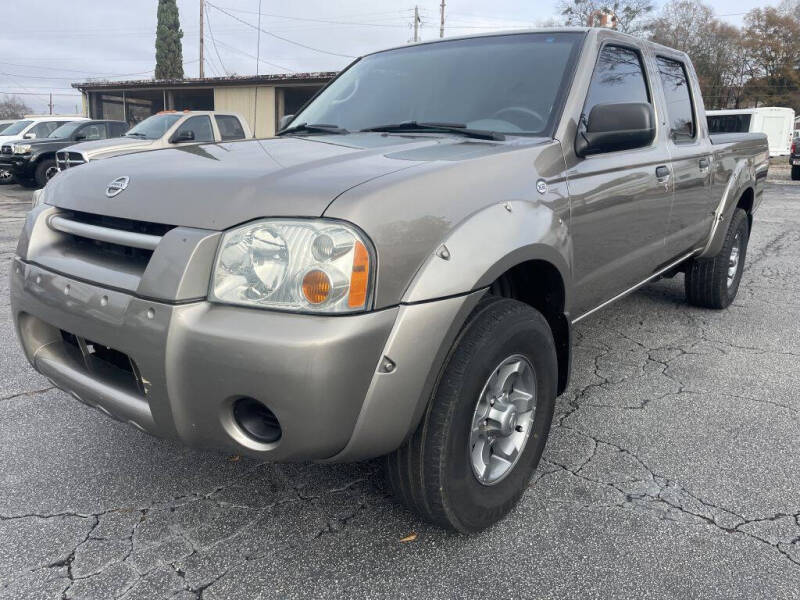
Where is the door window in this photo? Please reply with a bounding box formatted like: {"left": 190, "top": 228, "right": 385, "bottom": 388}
{"left": 28, "top": 121, "right": 61, "bottom": 138}
{"left": 215, "top": 115, "right": 246, "bottom": 141}
{"left": 656, "top": 57, "right": 696, "bottom": 141}
{"left": 79, "top": 123, "right": 107, "bottom": 141}
{"left": 173, "top": 116, "right": 214, "bottom": 143}
{"left": 583, "top": 45, "right": 650, "bottom": 118}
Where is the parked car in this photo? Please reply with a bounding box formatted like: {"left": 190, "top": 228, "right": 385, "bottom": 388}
{"left": 707, "top": 107, "right": 795, "bottom": 157}
{"left": 0, "top": 120, "right": 18, "bottom": 134}
{"left": 7, "top": 120, "right": 128, "bottom": 188}
{"left": 56, "top": 111, "right": 251, "bottom": 171}
{"left": 0, "top": 116, "right": 89, "bottom": 184}
{"left": 11, "top": 29, "right": 768, "bottom": 532}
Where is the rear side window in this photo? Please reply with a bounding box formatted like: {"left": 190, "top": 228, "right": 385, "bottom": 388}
{"left": 583, "top": 45, "right": 650, "bottom": 118}
{"left": 656, "top": 57, "right": 696, "bottom": 141}
{"left": 215, "top": 115, "right": 246, "bottom": 141}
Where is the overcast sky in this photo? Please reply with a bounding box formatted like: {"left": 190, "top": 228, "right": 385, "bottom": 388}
{"left": 0, "top": 0, "right": 776, "bottom": 115}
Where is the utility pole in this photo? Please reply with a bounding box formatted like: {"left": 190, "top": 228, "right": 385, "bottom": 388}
{"left": 199, "top": 0, "right": 205, "bottom": 78}
{"left": 439, "top": 0, "right": 446, "bottom": 38}
{"left": 48, "top": 93, "right": 53, "bottom": 115}
{"left": 413, "top": 6, "right": 420, "bottom": 42}
{"left": 256, "top": 0, "right": 262, "bottom": 75}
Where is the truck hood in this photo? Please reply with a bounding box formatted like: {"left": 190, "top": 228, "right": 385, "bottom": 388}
{"left": 65, "top": 137, "right": 157, "bottom": 157}
{"left": 46, "top": 134, "right": 533, "bottom": 230}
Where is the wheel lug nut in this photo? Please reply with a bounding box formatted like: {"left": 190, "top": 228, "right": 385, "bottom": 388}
{"left": 515, "top": 425, "right": 524, "bottom": 433}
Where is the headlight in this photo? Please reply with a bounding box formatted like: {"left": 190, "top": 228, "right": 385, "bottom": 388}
{"left": 12, "top": 144, "right": 32, "bottom": 155}
{"left": 31, "top": 188, "right": 46, "bottom": 209}
{"left": 210, "top": 219, "right": 374, "bottom": 313}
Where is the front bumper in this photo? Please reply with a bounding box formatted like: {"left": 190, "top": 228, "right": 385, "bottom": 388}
{"left": 8, "top": 156, "right": 33, "bottom": 179}
{"left": 11, "top": 257, "right": 481, "bottom": 461}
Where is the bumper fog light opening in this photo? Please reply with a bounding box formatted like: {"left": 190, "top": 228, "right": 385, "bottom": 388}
{"left": 232, "top": 398, "right": 282, "bottom": 444}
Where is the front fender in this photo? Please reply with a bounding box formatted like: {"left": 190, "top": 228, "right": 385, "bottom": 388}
{"left": 402, "top": 199, "right": 571, "bottom": 308}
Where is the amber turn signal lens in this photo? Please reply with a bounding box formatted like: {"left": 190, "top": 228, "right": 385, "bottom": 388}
{"left": 302, "top": 269, "right": 332, "bottom": 304}
{"left": 348, "top": 241, "right": 369, "bottom": 308}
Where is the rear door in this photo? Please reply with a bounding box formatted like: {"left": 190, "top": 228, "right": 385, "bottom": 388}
{"left": 655, "top": 55, "right": 713, "bottom": 257}
{"left": 566, "top": 43, "right": 674, "bottom": 316}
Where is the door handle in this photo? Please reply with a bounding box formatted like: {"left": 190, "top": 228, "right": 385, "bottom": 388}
{"left": 699, "top": 157, "right": 710, "bottom": 170}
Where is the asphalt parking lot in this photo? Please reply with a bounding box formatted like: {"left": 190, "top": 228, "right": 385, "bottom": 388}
{"left": 0, "top": 172, "right": 798, "bottom": 600}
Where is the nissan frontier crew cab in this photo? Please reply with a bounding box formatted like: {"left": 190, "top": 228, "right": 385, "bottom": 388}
{"left": 12, "top": 29, "right": 768, "bottom": 532}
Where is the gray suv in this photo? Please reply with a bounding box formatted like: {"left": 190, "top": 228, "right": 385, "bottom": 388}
{"left": 11, "top": 29, "right": 767, "bottom": 531}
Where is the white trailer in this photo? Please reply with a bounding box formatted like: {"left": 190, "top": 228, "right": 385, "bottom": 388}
{"left": 707, "top": 107, "right": 795, "bottom": 157}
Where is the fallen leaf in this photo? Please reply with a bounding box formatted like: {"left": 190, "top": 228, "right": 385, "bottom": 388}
{"left": 228, "top": 455, "right": 241, "bottom": 462}
{"left": 399, "top": 532, "right": 418, "bottom": 543}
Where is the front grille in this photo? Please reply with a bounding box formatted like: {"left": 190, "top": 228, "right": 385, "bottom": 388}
{"left": 1, "top": 145, "right": 12, "bottom": 156}
{"left": 61, "top": 210, "right": 175, "bottom": 238}
{"left": 56, "top": 151, "right": 85, "bottom": 170}
{"left": 48, "top": 209, "right": 176, "bottom": 269}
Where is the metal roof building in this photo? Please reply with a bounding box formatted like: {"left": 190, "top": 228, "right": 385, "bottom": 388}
{"left": 72, "top": 72, "right": 337, "bottom": 138}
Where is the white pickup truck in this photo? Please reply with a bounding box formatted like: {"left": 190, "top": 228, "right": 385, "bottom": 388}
{"left": 56, "top": 111, "right": 251, "bottom": 171}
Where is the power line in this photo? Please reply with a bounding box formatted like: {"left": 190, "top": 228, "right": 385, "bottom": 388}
{"left": 205, "top": 2, "right": 356, "bottom": 59}
{"left": 212, "top": 39, "right": 294, "bottom": 73}
{"left": 205, "top": 2, "right": 228, "bottom": 75}
{"left": 0, "top": 91, "right": 81, "bottom": 97}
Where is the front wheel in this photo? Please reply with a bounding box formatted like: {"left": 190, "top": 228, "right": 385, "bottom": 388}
{"left": 791, "top": 165, "right": 800, "bottom": 181}
{"left": 385, "top": 296, "right": 557, "bottom": 532}
{"left": 0, "top": 169, "right": 15, "bottom": 185}
{"left": 34, "top": 159, "right": 58, "bottom": 188}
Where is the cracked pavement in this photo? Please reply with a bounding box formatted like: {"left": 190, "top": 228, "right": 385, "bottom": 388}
{"left": 1, "top": 172, "right": 799, "bottom": 599}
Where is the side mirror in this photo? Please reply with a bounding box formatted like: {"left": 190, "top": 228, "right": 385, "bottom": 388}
{"left": 575, "top": 102, "right": 655, "bottom": 157}
{"left": 170, "top": 130, "right": 195, "bottom": 143}
{"left": 23, "top": 133, "right": 35, "bottom": 139}
{"left": 278, "top": 114, "right": 295, "bottom": 131}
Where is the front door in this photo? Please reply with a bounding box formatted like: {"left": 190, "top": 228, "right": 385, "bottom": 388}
{"left": 567, "top": 44, "right": 674, "bottom": 317}
{"left": 655, "top": 55, "right": 714, "bottom": 257}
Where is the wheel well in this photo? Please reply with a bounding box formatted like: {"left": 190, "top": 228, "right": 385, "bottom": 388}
{"left": 488, "top": 260, "right": 570, "bottom": 395}
{"left": 737, "top": 187, "right": 754, "bottom": 231}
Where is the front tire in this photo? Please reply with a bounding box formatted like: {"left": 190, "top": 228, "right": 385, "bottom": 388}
{"left": 791, "top": 165, "right": 800, "bottom": 181}
{"left": 0, "top": 169, "right": 15, "bottom": 185}
{"left": 34, "top": 159, "right": 58, "bottom": 188}
{"left": 685, "top": 208, "right": 749, "bottom": 309}
{"left": 386, "top": 296, "right": 557, "bottom": 532}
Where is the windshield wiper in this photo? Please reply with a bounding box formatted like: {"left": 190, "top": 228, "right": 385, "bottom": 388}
{"left": 360, "top": 121, "right": 505, "bottom": 141}
{"left": 277, "top": 122, "right": 349, "bottom": 136}
{"left": 125, "top": 132, "right": 147, "bottom": 138}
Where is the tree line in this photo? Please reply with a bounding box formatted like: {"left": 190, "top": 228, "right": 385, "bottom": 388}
{"left": 558, "top": 0, "right": 800, "bottom": 110}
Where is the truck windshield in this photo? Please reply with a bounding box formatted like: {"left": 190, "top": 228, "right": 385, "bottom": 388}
{"left": 1, "top": 120, "right": 32, "bottom": 136}
{"left": 125, "top": 114, "right": 183, "bottom": 139}
{"left": 291, "top": 32, "right": 583, "bottom": 137}
{"left": 48, "top": 122, "right": 84, "bottom": 139}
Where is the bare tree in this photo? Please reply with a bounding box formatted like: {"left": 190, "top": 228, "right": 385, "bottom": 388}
{"left": 743, "top": 7, "right": 800, "bottom": 106}
{"left": 557, "top": 0, "right": 654, "bottom": 34}
{"left": 0, "top": 96, "right": 32, "bottom": 120}
{"left": 648, "top": 0, "right": 755, "bottom": 109}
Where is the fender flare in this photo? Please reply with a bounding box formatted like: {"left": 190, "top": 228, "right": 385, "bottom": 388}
{"left": 699, "top": 159, "right": 754, "bottom": 258}
{"left": 402, "top": 200, "right": 571, "bottom": 309}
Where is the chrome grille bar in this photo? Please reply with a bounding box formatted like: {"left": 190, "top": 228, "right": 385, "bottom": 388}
{"left": 48, "top": 215, "right": 162, "bottom": 251}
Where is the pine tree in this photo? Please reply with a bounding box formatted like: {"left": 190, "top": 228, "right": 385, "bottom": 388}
{"left": 155, "top": 0, "right": 184, "bottom": 79}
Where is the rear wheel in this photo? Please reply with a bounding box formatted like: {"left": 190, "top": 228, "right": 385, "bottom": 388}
{"left": 791, "top": 166, "right": 800, "bottom": 181}
{"left": 385, "top": 296, "right": 557, "bottom": 532}
{"left": 34, "top": 159, "right": 58, "bottom": 188}
{"left": 685, "top": 208, "right": 749, "bottom": 309}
